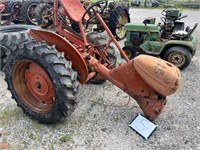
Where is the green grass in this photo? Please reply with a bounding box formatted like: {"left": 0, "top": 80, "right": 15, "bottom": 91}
{"left": 59, "top": 131, "right": 74, "bottom": 143}
{"left": 0, "top": 107, "right": 20, "bottom": 125}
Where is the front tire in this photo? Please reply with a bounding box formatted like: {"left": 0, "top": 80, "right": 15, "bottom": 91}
{"left": 3, "top": 40, "right": 79, "bottom": 124}
{"left": 163, "top": 46, "right": 192, "bottom": 70}
{"left": 122, "top": 45, "right": 137, "bottom": 59}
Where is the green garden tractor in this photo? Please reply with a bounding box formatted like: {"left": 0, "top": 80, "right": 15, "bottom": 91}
{"left": 123, "top": 8, "right": 198, "bottom": 70}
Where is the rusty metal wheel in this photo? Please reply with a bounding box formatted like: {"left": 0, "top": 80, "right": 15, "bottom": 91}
{"left": 163, "top": 46, "right": 192, "bottom": 70}
{"left": 12, "top": 60, "right": 55, "bottom": 112}
{"left": 108, "top": 6, "right": 130, "bottom": 41}
{"left": 4, "top": 40, "right": 79, "bottom": 124}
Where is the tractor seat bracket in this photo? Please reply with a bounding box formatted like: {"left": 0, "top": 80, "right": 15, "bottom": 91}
{"left": 60, "top": 0, "right": 89, "bottom": 22}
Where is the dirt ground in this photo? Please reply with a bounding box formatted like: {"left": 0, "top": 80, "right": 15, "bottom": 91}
{"left": 0, "top": 8, "right": 200, "bottom": 150}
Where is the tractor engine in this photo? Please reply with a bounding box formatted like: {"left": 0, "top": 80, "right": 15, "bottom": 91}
{"left": 160, "top": 8, "right": 185, "bottom": 38}
{"left": 124, "top": 23, "right": 160, "bottom": 47}
{"left": 130, "top": 32, "right": 143, "bottom": 46}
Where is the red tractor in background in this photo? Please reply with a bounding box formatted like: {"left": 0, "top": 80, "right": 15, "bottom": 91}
{"left": 35, "top": 0, "right": 130, "bottom": 40}
{"left": 2, "top": 0, "right": 130, "bottom": 40}
{"left": 2, "top": 0, "right": 53, "bottom": 25}
{"left": 0, "top": 0, "right": 21, "bottom": 25}
{"left": 1, "top": 0, "right": 180, "bottom": 124}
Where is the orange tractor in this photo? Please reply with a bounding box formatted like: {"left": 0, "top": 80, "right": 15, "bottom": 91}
{"left": 3, "top": 0, "right": 181, "bottom": 124}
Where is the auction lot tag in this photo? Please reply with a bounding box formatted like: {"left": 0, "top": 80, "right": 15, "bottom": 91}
{"left": 129, "top": 114, "right": 158, "bottom": 140}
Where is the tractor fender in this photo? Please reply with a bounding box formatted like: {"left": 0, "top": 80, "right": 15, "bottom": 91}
{"left": 29, "top": 28, "right": 88, "bottom": 84}
{"left": 140, "top": 41, "right": 165, "bottom": 55}
{"left": 160, "top": 38, "right": 198, "bottom": 57}
{"left": 140, "top": 37, "right": 198, "bottom": 57}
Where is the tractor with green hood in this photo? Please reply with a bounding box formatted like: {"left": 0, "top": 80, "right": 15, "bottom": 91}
{"left": 122, "top": 8, "right": 198, "bottom": 70}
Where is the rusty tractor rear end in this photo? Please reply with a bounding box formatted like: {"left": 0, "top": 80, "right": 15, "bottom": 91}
{"left": 2, "top": 0, "right": 181, "bottom": 124}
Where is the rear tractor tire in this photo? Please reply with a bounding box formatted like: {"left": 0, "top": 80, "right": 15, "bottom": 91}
{"left": 20, "top": 0, "right": 40, "bottom": 25}
{"left": 108, "top": 6, "right": 130, "bottom": 41}
{"left": 86, "top": 32, "right": 117, "bottom": 84}
{"left": 4, "top": 0, "right": 23, "bottom": 23}
{"left": 0, "top": 25, "right": 35, "bottom": 70}
{"left": 163, "top": 46, "right": 192, "bottom": 70}
{"left": 3, "top": 40, "right": 79, "bottom": 124}
{"left": 35, "top": 3, "right": 53, "bottom": 28}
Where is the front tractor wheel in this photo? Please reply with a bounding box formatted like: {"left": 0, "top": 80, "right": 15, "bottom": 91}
{"left": 163, "top": 46, "right": 192, "bottom": 70}
{"left": 4, "top": 41, "right": 79, "bottom": 124}
{"left": 122, "top": 46, "right": 137, "bottom": 59}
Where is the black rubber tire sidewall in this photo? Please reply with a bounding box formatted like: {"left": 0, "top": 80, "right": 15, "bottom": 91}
{"left": 0, "top": 25, "right": 36, "bottom": 70}
{"left": 35, "top": 3, "right": 52, "bottom": 26}
{"left": 163, "top": 46, "right": 192, "bottom": 70}
{"left": 4, "top": 0, "right": 23, "bottom": 23}
{"left": 122, "top": 46, "right": 137, "bottom": 59}
{"left": 20, "top": 0, "right": 40, "bottom": 25}
{"left": 108, "top": 6, "right": 130, "bottom": 41}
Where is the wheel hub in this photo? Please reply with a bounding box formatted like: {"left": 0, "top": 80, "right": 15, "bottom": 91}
{"left": 24, "top": 63, "right": 54, "bottom": 104}
{"left": 125, "top": 50, "right": 131, "bottom": 58}
{"left": 169, "top": 53, "right": 185, "bottom": 67}
{"left": 116, "top": 11, "right": 128, "bottom": 39}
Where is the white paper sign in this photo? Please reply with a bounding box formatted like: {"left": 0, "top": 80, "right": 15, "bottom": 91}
{"left": 129, "top": 114, "right": 158, "bottom": 140}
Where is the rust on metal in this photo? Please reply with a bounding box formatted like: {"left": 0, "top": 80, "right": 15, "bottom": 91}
{"left": 29, "top": 0, "right": 181, "bottom": 120}
{"left": 0, "top": 4, "right": 5, "bottom": 13}
{"left": 0, "top": 143, "right": 10, "bottom": 149}
{"left": 83, "top": 53, "right": 180, "bottom": 120}
{"left": 134, "top": 55, "right": 180, "bottom": 96}
{"left": 135, "top": 96, "right": 167, "bottom": 120}
{"left": 25, "top": 63, "right": 54, "bottom": 104}
{"left": 60, "top": 0, "right": 89, "bottom": 22}
{"left": 96, "top": 13, "right": 130, "bottom": 62}
{"left": 29, "top": 29, "right": 89, "bottom": 84}
{"left": 12, "top": 60, "right": 55, "bottom": 113}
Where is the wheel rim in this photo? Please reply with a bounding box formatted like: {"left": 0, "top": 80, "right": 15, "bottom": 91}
{"left": 12, "top": 3, "right": 22, "bottom": 21}
{"left": 168, "top": 52, "right": 185, "bottom": 67}
{"left": 27, "top": 3, "right": 38, "bottom": 24}
{"left": 12, "top": 60, "right": 55, "bottom": 113}
{"left": 41, "top": 7, "right": 52, "bottom": 24}
{"left": 124, "top": 50, "right": 131, "bottom": 59}
{"left": 116, "top": 10, "right": 128, "bottom": 39}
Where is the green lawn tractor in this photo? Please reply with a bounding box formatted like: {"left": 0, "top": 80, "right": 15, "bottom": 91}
{"left": 122, "top": 8, "right": 198, "bottom": 70}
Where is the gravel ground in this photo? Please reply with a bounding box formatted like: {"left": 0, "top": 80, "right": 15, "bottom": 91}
{"left": 0, "top": 8, "right": 200, "bottom": 150}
